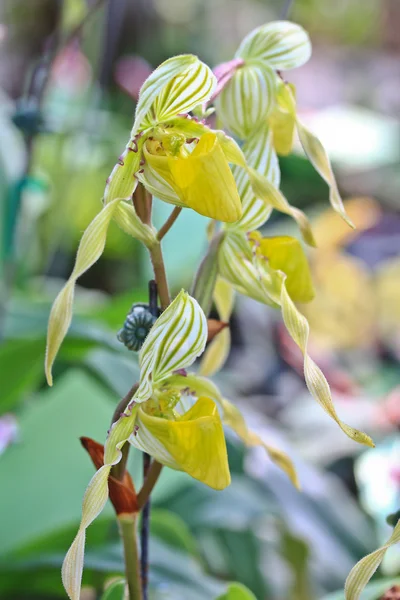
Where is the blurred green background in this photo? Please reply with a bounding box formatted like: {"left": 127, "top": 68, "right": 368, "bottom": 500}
{"left": 0, "top": 0, "right": 400, "bottom": 599}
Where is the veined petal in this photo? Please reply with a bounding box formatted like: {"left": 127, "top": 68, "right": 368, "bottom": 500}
{"left": 345, "top": 520, "right": 400, "bottom": 600}
{"left": 296, "top": 119, "right": 354, "bottom": 228}
{"left": 136, "top": 291, "right": 207, "bottom": 403}
{"left": 215, "top": 63, "right": 276, "bottom": 139}
{"left": 220, "top": 398, "right": 299, "bottom": 488}
{"left": 137, "top": 162, "right": 183, "bottom": 206}
{"left": 218, "top": 133, "right": 315, "bottom": 244}
{"left": 248, "top": 167, "right": 316, "bottom": 246}
{"left": 280, "top": 280, "right": 374, "bottom": 447}
{"left": 236, "top": 21, "right": 312, "bottom": 70}
{"left": 45, "top": 200, "right": 118, "bottom": 385}
{"left": 113, "top": 200, "right": 157, "bottom": 247}
{"left": 130, "top": 398, "right": 230, "bottom": 490}
{"left": 144, "top": 132, "right": 242, "bottom": 222}
{"left": 214, "top": 277, "right": 235, "bottom": 322}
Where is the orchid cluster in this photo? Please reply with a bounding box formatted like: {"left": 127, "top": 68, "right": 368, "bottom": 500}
{"left": 45, "top": 20, "right": 382, "bottom": 600}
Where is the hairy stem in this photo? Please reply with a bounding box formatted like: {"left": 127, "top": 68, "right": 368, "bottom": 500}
{"left": 118, "top": 513, "right": 143, "bottom": 600}
{"left": 157, "top": 206, "right": 182, "bottom": 241}
{"left": 140, "top": 453, "right": 151, "bottom": 599}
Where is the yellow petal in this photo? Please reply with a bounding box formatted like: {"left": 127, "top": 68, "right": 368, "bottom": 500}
{"left": 258, "top": 236, "right": 315, "bottom": 303}
{"left": 345, "top": 519, "right": 400, "bottom": 600}
{"left": 220, "top": 398, "right": 299, "bottom": 488}
{"left": 145, "top": 132, "right": 242, "bottom": 223}
{"left": 199, "top": 327, "right": 231, "bottom": 377}
{"left": 214, "top": 277, "right": 235, "bottom": 322}
{"left": 137, "top": 397, "right": 231, "bottom": 490}
{"left": 269, "top": 82, "right": 297, "bottom": 155}
{"left": 280, "top": 280, "right": 374, "bottom": 447}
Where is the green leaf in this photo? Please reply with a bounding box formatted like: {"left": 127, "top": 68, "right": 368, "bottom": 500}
{"left": 0, "top": 338, "right": 44, "bottom": 413}
{"left": 0, "top": 370, "right": 115, "bottom": 557}
{"left": 150, "top": 509, "right": 198, "bottom": 556}
{"left": 216, "top": 582, "right": 257, "bottom": 600}
{"left": 322, "top": 578, "right": 400, "bottom": 600}
{"left": 101, "top": 579, "right": 125, "bottom": 600}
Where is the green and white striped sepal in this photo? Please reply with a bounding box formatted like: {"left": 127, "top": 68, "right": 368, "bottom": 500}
{"left": 135, "top": 290, "right": 208, "bottom": 403}
{"left": 132, "top": 55, "right": 216, "bottom": 134}
{"left": 236, "top": 20, "right": 312, "bottom": 70}
{"left": 215, "top": 62, "right": 276, "bottom": 139}
{"left": 231, "top": 122, "right": 279, "bottom": 232}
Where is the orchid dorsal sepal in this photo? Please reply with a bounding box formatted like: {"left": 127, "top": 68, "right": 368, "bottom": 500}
{"left": 235, "top": 21, "right": 312, "bottom": 70}
{"left": 132, "top": 54, "right": 216, "bottom": 135}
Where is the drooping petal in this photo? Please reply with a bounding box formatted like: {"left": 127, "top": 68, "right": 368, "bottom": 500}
{"left": 215, "top": 63, "right": 276, "bottom": 139}
{"left": 45, "top": 199, "right": 156, "bottom": 385}
{"left": 280, "top": 280, "right": 374, "bottom": 447}
{"left": 136, "top": 291, "right": 208, "bottom": 403}
{"left": 129, "top": 398, "right": 231, "bottom": 490}
{"left": 220, "top": 398, "right": 299, "bottom": 488}
{"left": 62, "top": 406, "right": 139, "bottom": 600}
{"left": 218, "top": 133, "right": 315, "bottom": 245}
{"left": 236, "top": 21, "right": 312, "bottom": 70}
{"left": 144, "top": 132, "right": 242, "bottom": 222}
{"left": 133, "top": 55, "right": 216, "bottom": 133}
{"left": 344, "top": 520, "right": 400, "bottom": 600}
{"left": 296, "top": 119, "right": 354, "bottom": 228}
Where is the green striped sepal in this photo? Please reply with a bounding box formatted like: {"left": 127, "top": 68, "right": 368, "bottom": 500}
{"left": 132, "top": 55, "right": 216, "bottom": 134}
{"left": 135, "top": 290, "right": 208, "bottom": 403}
{"left": 230, "top": 122, "right": 279, "bottom": 231}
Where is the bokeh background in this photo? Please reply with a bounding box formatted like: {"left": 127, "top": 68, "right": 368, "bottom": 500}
{"left": 0, "top": 1, "right": 400, "bottom": 599}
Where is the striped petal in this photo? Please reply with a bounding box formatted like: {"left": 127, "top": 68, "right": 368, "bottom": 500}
{"left": 280, "top": 280, "right": 374, "bottom": 447}
{"left": 220, "top": 398, "right": 299, "bottom": 488}
{"left": 345, "top": 520, "right": 400, "bottom": 600}
{"left": 45, "top": 199, "right": 156, "bottom": 385}
{"left": 296, "top": 119, "right": 354, "bottom": 228}
{"left": 129, "top": 398, "right": 230, "bottom": 490}
{"left": 236, "top": 21, "right": 311, "bottom": 70}
{"left": 269, "top": 80, "right": 297, "bottom": 155}
{"left": 215, "top": 63, "right": 276, "bottom": 139}
{"left": 218, "top": 133, "right": 315, "bottom": 245}
{"left": 133, "top": 55, "right": 216, "bottom": 133}
{"left": 136, "top": 291, "right": 207, "bottom": 403}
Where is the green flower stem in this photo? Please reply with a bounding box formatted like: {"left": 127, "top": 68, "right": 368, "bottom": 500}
{"left": 149, "top": 242, "right": 170, "bottom": 310}
{"left": 118, "top": 513, "right": 143, "bottom": 600}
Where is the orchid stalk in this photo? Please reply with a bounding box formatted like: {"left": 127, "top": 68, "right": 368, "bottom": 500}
{"left": 44, "top": 19, "right": 378, "bottom": 600}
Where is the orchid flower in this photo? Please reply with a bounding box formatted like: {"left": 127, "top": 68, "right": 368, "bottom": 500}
{"left": 61, "top": 291, "right": 230, "bottom": 599}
